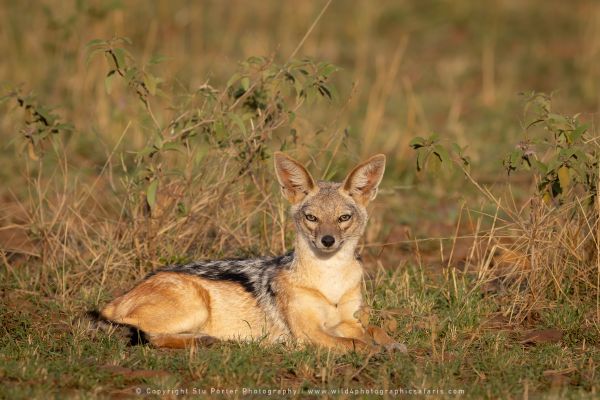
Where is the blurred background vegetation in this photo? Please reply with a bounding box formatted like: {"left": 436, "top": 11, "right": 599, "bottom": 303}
{"left": 2, "top": 0, "right": 599, "bottom": 167}
{"left": 1, "top": 0, "right": 599, "bottom": 238}
{"left": 1, "top": 1, "right": 600, "bottom": 397}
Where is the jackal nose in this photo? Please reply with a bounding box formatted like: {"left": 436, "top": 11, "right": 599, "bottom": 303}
{"left": 321, "top": 235, "right": 335, "bottom": 248}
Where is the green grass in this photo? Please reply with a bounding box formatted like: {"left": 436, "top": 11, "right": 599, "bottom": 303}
{"left": 2, "top": 264, "right": 598, "bottom": 399}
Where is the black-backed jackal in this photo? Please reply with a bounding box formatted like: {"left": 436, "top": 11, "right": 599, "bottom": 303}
{"left": 101, "top": 152, "right": 404, "bottom": 352}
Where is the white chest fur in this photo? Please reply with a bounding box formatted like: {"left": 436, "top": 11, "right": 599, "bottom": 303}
{"left": 292, "top": 242, "right": 363, "bottom": 304}
{"left": 312, "top": 262, "right": 362, "bottom": 304}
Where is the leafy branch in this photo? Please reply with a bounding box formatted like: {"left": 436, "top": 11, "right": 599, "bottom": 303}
{"left": 86, "top": 37, "right": 164, "bottom": 129}
{"left": 1, "top": 88, "right": 74, "bottom": 160}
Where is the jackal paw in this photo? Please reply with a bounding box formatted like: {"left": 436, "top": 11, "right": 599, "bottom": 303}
{"left": 383, "top": 341, "right": 408, "bottom": 353}
{"left": 365, "top": 325, "right": 407, "bottom": 354}
{"left": 195, "top": 335, "right": 219, "bottom": 347}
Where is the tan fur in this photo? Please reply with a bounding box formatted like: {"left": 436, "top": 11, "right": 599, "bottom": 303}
{"left": 149, "top": 333, "right": 218, "bottom": 349}
{"left": 102, "top": 272, "right": 210, "bottom": 335}
{"left": 102, "top": 273, "right": 284, "bottom": 342}
{"left": 101, "top": 152, "right": 404, "bottom": 353}
{"left": 275, "top": 251, "right": 371, "bottom": 351}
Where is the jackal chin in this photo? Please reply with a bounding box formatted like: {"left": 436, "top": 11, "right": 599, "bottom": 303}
{"left": 311, "top": 240, "right": 344, "bottom": 254}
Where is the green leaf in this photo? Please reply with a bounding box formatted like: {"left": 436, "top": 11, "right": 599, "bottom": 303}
{"left": 509, "top": 150, "right": 522, "bottom": 167}
{"left": 226, "top": 72, "right": 241, "bottom": 88}
{"left": 569, "top": 163, "right": 586, "bottom": 183}
{"left": 572, "top": 149, "right": 586, "bottom": 162}
{"left": 176, "top": 202, "right": 187, "bottom": 217}
{"left": 530, "top": 159, "right": 547, "bottom": 175}
{"left": 137, "top": 146, "right": 155, "bottom": 158}
{"left": 546, "top": 159, "right": 561, "bottom": 173}
{"left": 558, "top": 166, "right": 571, "bottom": 191}
{"left": 38, "top": 130, "right": 50, "bottom": 139}
{"left": 124, "top": 67, "right": 137, "bottom": 82}
{"left": 85, "top": 39, "right": 106, "bottom": 48}
{"left": 247, "top": 56, "right": 266, "bottom": 65}
{"left": 284, "top": 71, "right": 295, "bottom": 83}
{"left": 570, "top": 124, "right": 587, "bottom": 143}
{"left": 409, "top": 136, "right": 427, "bottom": 149}
{"left": 304, "top": 86, "right": 317, "bottom": 105}
{"left": 0, "top": 94, "right": 12, "bottom": 105}
{"left": 153, "top": 128, "right": 164, "bottom": 141}
{"left": 432, "top": 144, "right": 450, "bottom": 165}
{"left": 230, "top": 113, "right": 246, "bottom": 136}
{"left": 320, "top": 63, "right": 338, "bottom": 77}
{"left": 115, "top": 36, "right": 133, "bottom": 45}
{"left": 36, "top": 107, "right": 55, "bottom": 125}
{"left": 558, "top": 148, "right": 577, "bottom": 161}
{"left": 240, "top": 77, "right": 250, "bottom": 91}
{"left": 293, "top": 74, "right": 303, "bottom": 96}
{"left": 194, "top": 146, "right": 208, "bottom": 165}
{"left": 547, "top": 113, "right": 572, "bottom": 131}
{"left": 162, "top": 143, "right": 187, "bottom": 153}
{"left": 146, "top": 180, "right": 158, "bottom": 209}
{"left": 416, "top": 148, "right": 429, "bottom": 171}
{"left": 164, "top": 169, "right": 185, "bottom": 178}
{"left": 56, "top": 123, "right": 74, "bottom": 132}
{"left": 428, "top": 152, "right": 442, "bottom": 174}
{"left": 144, "top": 73, "right": 158, "bottom": 95}
{"left": 86, "top": 48, "right": 105, "bottom": 65}
{"left": 316, "top": 84, "right": 332, "bottom": 99}
{"left": 105, "top": 70, "right": 116, "bottom": 94}
{"left": 113, "top": 48, "right": 126, "bottom": 69}
{"left": 288, "top": 59, "right": 310, "bottom": 69}
{"left": 213, "top": 121, "right": 226, "bottom": 140}
{"left": 451, "top": 142, "right": 463, "bottom": 155}
{"left": 148, "top": 54, "right": 169, "bottom": 65}
{"left": 135, "top": 168, "right": 152, "bottom": 180}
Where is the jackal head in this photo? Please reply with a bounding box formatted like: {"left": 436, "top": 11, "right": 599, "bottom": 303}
{"left": 274, "top": 152, "right": 386, "bottom": 255}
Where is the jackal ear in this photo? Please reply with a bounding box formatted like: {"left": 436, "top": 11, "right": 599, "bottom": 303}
{"left": 342, "top": 154, "right": 386, "bottom": 205}
{"left": 273, "top": 152, "right": 316, "bottom": 204}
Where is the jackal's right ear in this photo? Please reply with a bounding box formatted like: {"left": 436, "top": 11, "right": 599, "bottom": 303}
{"left": 273, "top": 152, "right": 316, "bottom": 204}
{"left": 342, "top": 154, "right": 386, "bottom": 205}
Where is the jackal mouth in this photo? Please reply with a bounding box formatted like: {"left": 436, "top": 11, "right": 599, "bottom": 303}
{"left": 311, "top": 240, "right": 344, "bottom": 253}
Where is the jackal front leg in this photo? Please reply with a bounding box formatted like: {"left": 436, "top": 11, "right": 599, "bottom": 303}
{"left": 287, "top": 309, "right": 374, "bottom": 352}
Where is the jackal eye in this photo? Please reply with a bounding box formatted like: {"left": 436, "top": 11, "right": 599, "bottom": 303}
{"left": 305, "top": 214, "right": 318, "bottom": 222}
{"left": 338, "top": 214, "right": 352, "bottom": 222}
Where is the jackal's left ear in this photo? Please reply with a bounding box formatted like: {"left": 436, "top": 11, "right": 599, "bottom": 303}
{"left": 342, "top": 154, "right": 386, "bottom": 205}
{"left": 273, "top": 152, "right": 316, "bottom": 204}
